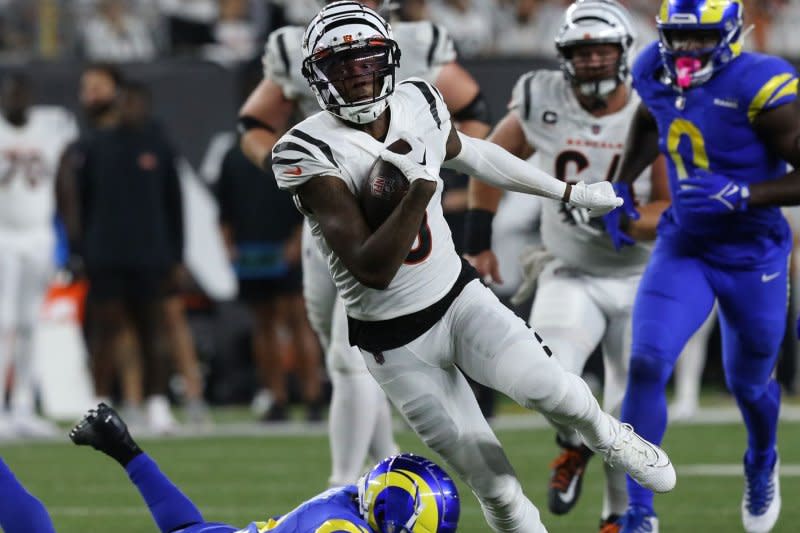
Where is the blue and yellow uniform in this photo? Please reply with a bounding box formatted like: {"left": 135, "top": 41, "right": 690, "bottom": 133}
{"left": 619, "top": 21, "right": 797, "bottom": 521}
{"left": 121, "top": 453, "right": 374, "bottom": 533}
{"left": 234, "top": 486, "right": 372, "bottom": 533}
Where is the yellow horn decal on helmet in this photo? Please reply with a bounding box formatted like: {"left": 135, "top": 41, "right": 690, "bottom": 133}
{"left": 658, "top": 0, "right": 669, "bottom": 23}
{"left": 315, "top": 519, "right": 370, "bottom": 533}
{"left": 366, "top": 469, "right": 440, "bottom": 532}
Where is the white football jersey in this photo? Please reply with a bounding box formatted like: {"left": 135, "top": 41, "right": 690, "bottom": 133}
{"left": 263, "top": 21, "right": 456, "bottom": 119}
{"left": 272, "top": 79, "right": 461, "bottom": 321}
{"left": 0, "top": 107, "right": 78, "bottom": 231}
{"left": 509, "top": 70, "right": 652, "bottom": 277}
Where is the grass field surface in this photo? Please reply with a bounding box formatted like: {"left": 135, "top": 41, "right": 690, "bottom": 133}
{"left": 2, "top": 415, "right": 798, "bottom": 532}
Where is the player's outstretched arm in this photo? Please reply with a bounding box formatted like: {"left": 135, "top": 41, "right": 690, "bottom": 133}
{"left": 444, "top": 124, "right": 621, "bottom": 215}
{"left": 615, "top": 102, "right": 660, "bottom": 186}
{"left": 747, "top": 98, "right": 800, "bottom": 206}
{"left": 463, "top": 113, "right": 535, "bottom": 282}
{"left": 71, "top": 405, "right": 209, "bottom": 533}
{"left": 297, "top": 175, "right": 436, "bottom": 290}
{"left": 238, "top": 79, "right": 295, "bottom": 172}
{"left": 0, "top": 458, "right": 55, "bottom": 533}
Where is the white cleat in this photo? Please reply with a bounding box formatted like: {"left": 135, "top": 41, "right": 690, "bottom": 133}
{"left": 597, "top": 422, "right": 676, "bottom": 493}
{"left": 146, "top": 395, "right": 178, "bottom": 435}
{"left": 742, "top": 456, "right": 781, "bottom": 533}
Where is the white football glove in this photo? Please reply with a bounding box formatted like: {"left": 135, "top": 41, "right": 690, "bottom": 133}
{"left": 378, "top": 149, "right": 438, "bottom": 184}
{"left": 510, "top": 246, "right": 554, "bottom": 306}
{"left": 568, "top": 181, "right": 624, "bottom": 217}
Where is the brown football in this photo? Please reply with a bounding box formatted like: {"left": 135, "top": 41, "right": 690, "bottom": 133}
{"left": 360, "top": 139, "right": 412, "bottom": 230}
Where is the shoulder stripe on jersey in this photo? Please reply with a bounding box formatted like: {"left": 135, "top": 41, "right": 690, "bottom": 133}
{"left": 288, "top": 128, "right": 338, "bottom": 168}
{"left": 766, "top": 77, "right": 798, "bottom": 108}
{"left": 748, "top": 73, "right": 794, "bottom": 122}
{"left": 273, "top": 141, "right": 315, "bottom": 160}
{"left": 522, "top": 72, "right": 535, "bottom": 121}
{"left": 272, "top": 156, "right": 305, "bottom": 166}
{"left": 402, "top": 80, "right": 442, "bottom": 128}
{"left": 276, "top": 32, "right": 290, "bottom": 77}
{"left": 427, "top": 23, "right": 440, "bottom": 67}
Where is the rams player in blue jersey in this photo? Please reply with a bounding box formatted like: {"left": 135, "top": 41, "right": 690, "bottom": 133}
{"left": 605, "top": 0, "right": 800, "bottom": 531}
{"left": 70, "top": 404, "right": 460, "bottom": 533}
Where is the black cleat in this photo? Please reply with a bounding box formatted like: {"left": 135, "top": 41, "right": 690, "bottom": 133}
{"left": 70, "top": 403, "right": 142, "bottom": 466}
{"left": 547, "top": 435, "right": 594, "bottom": 515}
{"left": 598, "top": 514, "right": 621, "bottom": 533}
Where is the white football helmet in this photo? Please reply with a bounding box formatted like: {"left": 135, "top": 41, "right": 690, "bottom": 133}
{"left": 555, "top": 0, "right": 636, "bottom": 99}
{"left": 302, "top": 0, "right": 401, "bottom": 124}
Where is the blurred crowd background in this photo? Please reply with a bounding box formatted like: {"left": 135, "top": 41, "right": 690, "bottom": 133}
{"left": 2, "top": 0, "right": 800, "bottom": 62}
{"left": 1, "top": 0, "right": 799, "bottom": 438}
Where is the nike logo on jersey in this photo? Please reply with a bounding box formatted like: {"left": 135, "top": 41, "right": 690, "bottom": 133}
{"left": 761, "top": 272, "right": 781, "bottom": 282}
{"left": 713, "top": 98, "right": 739, "bottom": 109}
{"left": 420, "top": 148, "right": 427, "bottom": 166}
{"left": 285, "top": 166, "right": 303, "bottom": 176}
{"left": 558, "top": 471, "right": 582, "bottom": 504}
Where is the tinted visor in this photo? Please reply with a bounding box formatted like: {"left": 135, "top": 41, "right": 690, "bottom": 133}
{"left": 316, "top": 43, "right": 393, "bottom": 82}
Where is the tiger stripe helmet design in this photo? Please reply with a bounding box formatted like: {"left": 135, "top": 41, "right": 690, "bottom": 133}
{"left": 357, "top": 454, "right": 460, "bottom": 533}
{"left": 555, "top": 0, "right": 636, "bottom": 98}
{"left": 302, "top": 0, "right": 401, "bottom": 124}
{"left": 656, "top": 0, "right": 744, "bottom": 87}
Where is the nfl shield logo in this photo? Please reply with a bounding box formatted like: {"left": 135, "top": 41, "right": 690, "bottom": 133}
{"left": 591, "top": 124, "right": 601, "bottom": 135}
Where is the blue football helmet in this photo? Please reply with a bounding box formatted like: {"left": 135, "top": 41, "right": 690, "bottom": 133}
{"left": 656, "top": 0, "right": 744, "bottom": 88}
{"left": 357, "top": 453, "right": 460, "bottom": 533}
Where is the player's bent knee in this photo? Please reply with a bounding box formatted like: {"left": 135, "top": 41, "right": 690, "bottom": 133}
{"left": 726, "top": 377, "right": 770, "bottom": 405}
{"left": 628, "top": 351, "right": 673, "bottom": 386}
{"left": 505, "top": 353, "right": 569, "bottom": 412}
{"left": 632, "top": 319, "right": 678, "bottom": 362}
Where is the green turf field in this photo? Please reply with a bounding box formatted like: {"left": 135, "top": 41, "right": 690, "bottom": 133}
{"left": 1, "top": 418, "right": 798, "bottom": 532}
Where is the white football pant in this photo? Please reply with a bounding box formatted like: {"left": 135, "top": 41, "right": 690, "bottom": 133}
{"left": 361, "top": 279, "right": 623, "bottom": 533}
{"left": 0, "top": 228, "right": 53, "bottom": 416}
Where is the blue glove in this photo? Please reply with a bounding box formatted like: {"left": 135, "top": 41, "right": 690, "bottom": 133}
{"left": 796, "top": 314, "right": 800, "bottom": 338}
{"left": 676, "top": 171, "right": 750, "bottom": 214}
{"left": 602, "top": 182, "right": 640, "bottom": 251}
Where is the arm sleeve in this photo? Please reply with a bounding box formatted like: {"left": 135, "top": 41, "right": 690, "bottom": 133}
{"left": 444, "top": 131, "right": 567, "bottom": 200}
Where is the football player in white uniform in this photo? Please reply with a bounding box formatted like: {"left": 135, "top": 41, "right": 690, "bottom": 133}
{"left": 0, "top": 73, "right": 78, "bottom": 437}
{"left": 463, "top": 1, "right": 712, "bottom": 530}
{"left": 271, "top": 3, "right": 676, "bottom": 532}
{"left": 238, "top": 0, "right": 492, "bottom": 487}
